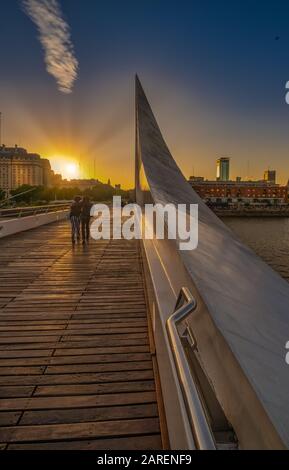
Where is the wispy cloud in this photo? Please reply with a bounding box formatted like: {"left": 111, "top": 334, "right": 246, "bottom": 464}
{"left": 22, "top": 0, "right": 78, "bottom": 94}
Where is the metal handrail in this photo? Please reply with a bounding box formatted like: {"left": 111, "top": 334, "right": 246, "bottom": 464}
{"left": 166, "top": 287, "right": 216, "bottom": 450}
{"left": 0, "top": 204, "right": 70, "bottom": 219}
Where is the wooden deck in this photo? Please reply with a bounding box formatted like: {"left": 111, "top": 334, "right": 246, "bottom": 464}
{"left": 0, "top": 220, "right": 164, "bottom": 450}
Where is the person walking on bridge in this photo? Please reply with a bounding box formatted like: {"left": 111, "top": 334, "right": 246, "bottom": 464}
{"left": 70, "top": 196, "right": 82, "bottom": 245}
{"left": 81, "top": 196, "right": 93, "bottom": 244}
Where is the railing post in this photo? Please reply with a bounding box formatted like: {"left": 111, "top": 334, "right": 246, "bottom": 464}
{"left": 166, "top": 287, "right": 216, "bottom": 450}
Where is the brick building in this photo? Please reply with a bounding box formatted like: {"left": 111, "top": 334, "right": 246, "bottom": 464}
{"left": 188, "top": 178, "right": 288, "bottom": 205}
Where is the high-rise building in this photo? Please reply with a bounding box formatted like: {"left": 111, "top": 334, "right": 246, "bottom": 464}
{"left": 0, "top": 145, "right": 52, "bottom": 192}
{"left": 264, "top": 169, "right": 276, "bottom": 185}
{"left": 216, "top": 157, "right": 230, "bottom": 181}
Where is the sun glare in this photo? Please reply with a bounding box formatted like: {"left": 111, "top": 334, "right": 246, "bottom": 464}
{"left": 66, "top": 163, "right": 78, "bottom": 178}
{"left": 49, "top": 156, "right": 79, "bottom": 180}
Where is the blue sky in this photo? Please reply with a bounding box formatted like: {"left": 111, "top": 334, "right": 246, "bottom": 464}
{"left": 0, "top": 0, "right": 289, "bottom": 186}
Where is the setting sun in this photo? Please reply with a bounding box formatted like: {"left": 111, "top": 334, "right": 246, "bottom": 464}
{"left": 66, "top": 163, "right": 78, "bottom": 178}
{"left": 48, "top": 156, "right": 80, "bottom": 180}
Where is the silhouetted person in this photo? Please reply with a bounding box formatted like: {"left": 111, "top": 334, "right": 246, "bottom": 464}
{"left": 81, "top": 196, "right": 93, "bottom": 244}
{"left": 70, "top": 196, "right": 82, "bottom": 245}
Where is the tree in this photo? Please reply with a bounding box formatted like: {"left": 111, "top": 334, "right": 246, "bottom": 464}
{"left": 10, "top": 185, "right": 43, "bottom": 204}
{"left": 0, "top": 188, "right": 5, "bottom": 201}
{"left": 6, "top": 182, "right": 131, "bottom": 205}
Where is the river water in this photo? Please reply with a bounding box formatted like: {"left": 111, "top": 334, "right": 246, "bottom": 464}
{"left": 222, "top": 217, "right": 289, "bottom": 282}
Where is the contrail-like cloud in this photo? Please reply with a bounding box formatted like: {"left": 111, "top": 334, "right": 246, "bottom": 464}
{"left": 22, "top": 0, "right": 78, "bottom": 94}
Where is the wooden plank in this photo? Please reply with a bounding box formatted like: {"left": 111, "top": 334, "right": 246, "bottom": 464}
{"left": 44, "top": 361, "right": 152, "bottom": 375}
{"left": 0, "top": 366, "right": 46, "bottom": 375}
{"left": 20, "top": 403, "right": 158, "bottom": 425}
{"left": 0, "top": 370, "right": 155, "bottom": 386}
{"left": 0, "top": 412, "right": 21, "bottom": 426}
{"left": 0, "top": 337, "right": 149, "bottom": 351}
{"left": 0, "top": 391, "right": 157, "bottom": 411}
{"left": 0, "top": 336, "right": 61, "bottom": 344}
{"left": 0, "top": 318, "right": 147, "bottom": 327}
{"left": 0, "top": 417, "right": 160, "bottom": 443}
{"left": 0, "top": 326, "right": 148, "bottom": 337}
{"left": 0, "top": 350, "right": 54, "bottom": 358}
{"left": 0, "top": 346, "right": 149, "bottom": 358}
{"left": 54, "top": 345, "right": 150, "bottom": 356}
{"left": 0, "top": 220, "right": 165, "bottom": 449}
{"left": 7, "top": 434, "right": 162, "bottom": 450}
{"left": 0, "top": 352, "right": 151, "bottom": 367}
{"left": 34, "top": 380, "right": 155, "bottom": 397}
{"left": 59, "top": 333, "right": 148, "bottom": 342}
{"left": 0, "top": 386, "right": 34, "bottom": 398}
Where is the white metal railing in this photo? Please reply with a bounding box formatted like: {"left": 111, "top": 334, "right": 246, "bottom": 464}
{"left": 0, "top": 204, "right": 70, "bottom": 219}
{"left": 166, "top": 287, "right": 216, "bottom": 450}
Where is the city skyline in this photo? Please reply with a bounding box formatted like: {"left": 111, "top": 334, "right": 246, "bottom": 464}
{"left": 0, "top": 141, "right": 283, "bottom": 189}
{"left": 0, "top": 144, "right": 121, "bottom": 192}
{"left": 1, "top": 1, "right": 289, "bottom": 188}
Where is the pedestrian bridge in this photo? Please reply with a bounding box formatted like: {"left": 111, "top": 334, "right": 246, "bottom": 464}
{"left": 0, "top": 221, "right": 166, "bottom": 450}
{"left": 0, "top": 77, "right": 289, "bottom": 450}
